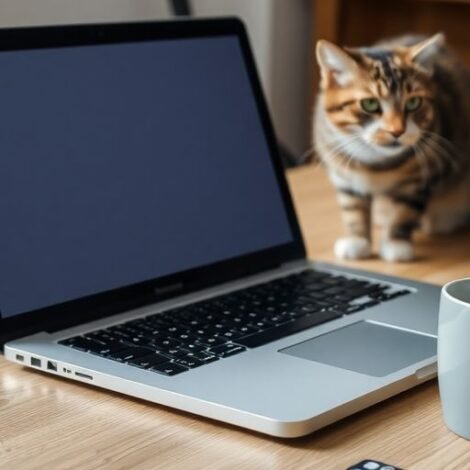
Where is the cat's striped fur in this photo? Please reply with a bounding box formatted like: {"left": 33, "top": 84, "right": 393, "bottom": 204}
{"left": 313, "top": 34, "right": 470, "bottom": 262}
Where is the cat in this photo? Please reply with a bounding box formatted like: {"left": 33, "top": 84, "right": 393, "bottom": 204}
{"left": 313, "top": 33, "right": 470, "bottom": 262}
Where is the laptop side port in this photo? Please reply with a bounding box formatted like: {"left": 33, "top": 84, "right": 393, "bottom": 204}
{"left": 47, "top": 361, "right": 57, "bottom": 372}
{"left": 30, "top": 357, "right": 41, "bottom": 367}
{"left": 75, "top": 371, "right": 93, "bottom": 380}
{"left": 16, "top": 354, "right": 24, "bottom": 362}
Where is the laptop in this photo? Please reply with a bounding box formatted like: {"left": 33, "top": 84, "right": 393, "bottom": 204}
{"left": 1, "top": 19, "right": 440, "bottom": 438}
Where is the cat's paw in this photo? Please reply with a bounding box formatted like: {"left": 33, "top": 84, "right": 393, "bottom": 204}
{"left": 380, "top": 239, "right": 415, "bottom": 262}
{"left": 334, "top": 237, "right": 371, "bottom": 260}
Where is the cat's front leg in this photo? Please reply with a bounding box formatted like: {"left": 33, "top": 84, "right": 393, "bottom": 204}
{"left": 334, "top": 189, "right": 372, "bottom": 260}
{"left": 377, "top": 193, "right": 427, "bottom": 262}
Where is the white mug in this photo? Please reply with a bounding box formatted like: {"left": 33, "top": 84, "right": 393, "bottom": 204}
{"left": 438, "top": 277, "right": 470, "bottom": 439}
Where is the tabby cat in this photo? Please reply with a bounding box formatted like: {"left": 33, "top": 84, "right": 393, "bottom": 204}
{"left": 313, "top": 34, "right": 470, "bottom": 262}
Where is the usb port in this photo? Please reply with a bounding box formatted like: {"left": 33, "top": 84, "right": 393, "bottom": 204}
{"left": 75, "top": 371, "right": 93, "bottom": 380}
{"left": 47, "top": 361, "right": 57, "bottom": 372}
{"left": 31, "top": 357, "right": 41, "bottom": 367}
{"left": 16, "top": 354, "right": 24, "bottom": 362}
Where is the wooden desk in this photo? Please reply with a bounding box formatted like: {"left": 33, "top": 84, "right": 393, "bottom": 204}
{"left": 1, "top": 165, "right": 469, "bottom": 469}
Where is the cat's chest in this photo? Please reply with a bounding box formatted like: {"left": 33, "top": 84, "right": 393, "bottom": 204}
{"left": 327, "top": 167, "right": 398, "bottom": 195}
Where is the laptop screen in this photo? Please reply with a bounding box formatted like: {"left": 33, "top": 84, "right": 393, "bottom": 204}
{"left": 0, "top": 34, "right": 294, "bottom": 319}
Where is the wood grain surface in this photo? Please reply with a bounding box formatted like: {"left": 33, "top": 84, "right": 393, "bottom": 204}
{"left": 1, "top": 164, "right": 469, "bottom": 470}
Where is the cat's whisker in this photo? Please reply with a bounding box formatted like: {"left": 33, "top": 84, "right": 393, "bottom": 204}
{"left": 413, "top": 143, "right": 431, "bottom": 187}
{"left": 418, "top": 138, "right": 445, "bottom": 176}
{"left": 298, "top": 145, "right": 317, "bottom": 164}
{"left": 322, "top": 135, "right": 362, "bottom": 172}
{"left": 421, "top": 130, "right": 462, "bottom": 165}
{"left": 419, "top": 135, "right": 446, "bottom": 164}
{"left": 342, "top": 142, "right": 362, "bottom": 172}
{"left": 418, "top": 141, "right": 436, "bottom": 182}
{"left": 321, "top": 135, "right": 359, "bottom": 160}
{"left": 432, "top": 137, "right": 462, "bottom": 168}
{"left": 428, "top": 142, "right": 455, "bottom": 174}
{"left": 422, "top": 129, "right": 459, "bottom": 151}
{"left": 421, "top": 135, "right": 461, "bottom": 173}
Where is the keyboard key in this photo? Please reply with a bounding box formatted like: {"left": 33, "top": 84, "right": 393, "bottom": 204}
{"left": 157, "top": 346, "right": 181, "bottom": 357}
{"left": 217, "top": 330, "right": 244, "bottom": 340}
{"left": 323, "top": 286, "right": 345, "bottom": 295}
{"left": 196, "top": 336, "right": 227, "bottom": 347}
{"left": 128, "top": 353, "right": 169, "bottom": 369}
{"left": 321, "top": 276, "right": 344, "bottom": 285}
{"left": 175, "top": 333, "right": 199, "bottom": 342}
{"left": 231, "top": 325, "right": 259, "bottom": 336}
{"left": 89, "top": 340, "right": 128, "bottom": 355}
{"left": 121, "top": 336, "right": 149, "bottom": 346}
{"left": 86, "top": 331, "right": 117, "bottom": 341}
{"left": 150, "top": 362, "right": 188, "bottom": 376}
{"left": 187, "top": 352, "right": 219, "bottom": 364}
{"left": 178, "top": 343, "right": 206, "bottom": 354}
{"left": 343, "top": 305, "right": 365, "bottom": 315}
{"left": 107, "top": 347, "right": 152, "bottom": 363}
{"left": 60, "top": 336, "right": 122, "bottom": 356}
{"left": 173, "top": 357, "right": 204, "bottom": 369}
{"left": 351, "top": 296, "right": 377, "bottom": 306}
{"left": 161, "top": 349, "right": 192, "bottom": 360}
{"left": 300, "top": 303, "right": 322, "bottom": 313}
{"left": 389, "top": 289, "right": 411, "bottom": 298}
{"left": 209, "top": 344, "right": 246, "bottom": 358}
{"left": 308, "top": 291, "right": 328, "bottom": 300}
{"left": 160, "top": 338, "right": 182, "bottom": 348}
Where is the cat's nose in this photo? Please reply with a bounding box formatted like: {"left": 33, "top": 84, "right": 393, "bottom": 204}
{"left": 389, "top": 128, "right": 405, "bottom": 138}
{"left": 385, "top": 117, "right": 406, "bottom": 138}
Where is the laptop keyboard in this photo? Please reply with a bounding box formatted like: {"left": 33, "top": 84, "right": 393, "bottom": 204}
{"left": 59, "top": 269, "right": 410, "bottom": 376}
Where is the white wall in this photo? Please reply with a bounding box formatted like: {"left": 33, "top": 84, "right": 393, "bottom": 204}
{"left": 192, "top": 0, "right": 274, "bottom": 101}
{"left": 0, "top": 0, "right": 311, "bottom": 156}
{"left": 0, "top": 0, "right": 168, "bottom": 26}
{"left": 192, "top": 0, "right": 312, "bottom": 156}
{"left": 269, "top": 0, "right": 312, "bottom": 157}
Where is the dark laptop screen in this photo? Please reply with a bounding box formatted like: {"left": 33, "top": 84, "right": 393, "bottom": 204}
{"left": 0, "top": 35, "right": 294, "bottom": 319}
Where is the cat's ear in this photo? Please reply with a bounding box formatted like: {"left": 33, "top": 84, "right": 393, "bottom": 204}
{"left": 407, "top": 33, "right": 445, "bottom": 66}
{"left": 316, "top": 40, "right": 359, "bottom": 88}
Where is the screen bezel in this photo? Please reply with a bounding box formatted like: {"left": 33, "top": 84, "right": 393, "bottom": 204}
{"left": 0, "top": 18, "right": 306, "bottom": 347}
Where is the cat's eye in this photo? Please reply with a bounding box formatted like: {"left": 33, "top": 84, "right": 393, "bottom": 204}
{"left": 360, "top": 98, "right": 381, "bottom": 113}
{"left": 405, "top": 96, "right": 422, "bottom": 112}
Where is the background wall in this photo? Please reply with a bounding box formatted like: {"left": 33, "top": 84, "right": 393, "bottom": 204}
{"left": 0, "top": 0, "right": 312, "bottom": 158}
{"left": 193, "top": 0, "right": 313, "bottom": 158}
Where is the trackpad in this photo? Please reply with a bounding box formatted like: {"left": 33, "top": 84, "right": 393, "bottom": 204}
{"left": 280, "top": 321, "right": 436, "bottom": 377}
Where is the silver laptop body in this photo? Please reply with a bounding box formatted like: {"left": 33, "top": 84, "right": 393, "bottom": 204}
{"left": 2, "top": 19, "right": 439, "bottom": 438}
